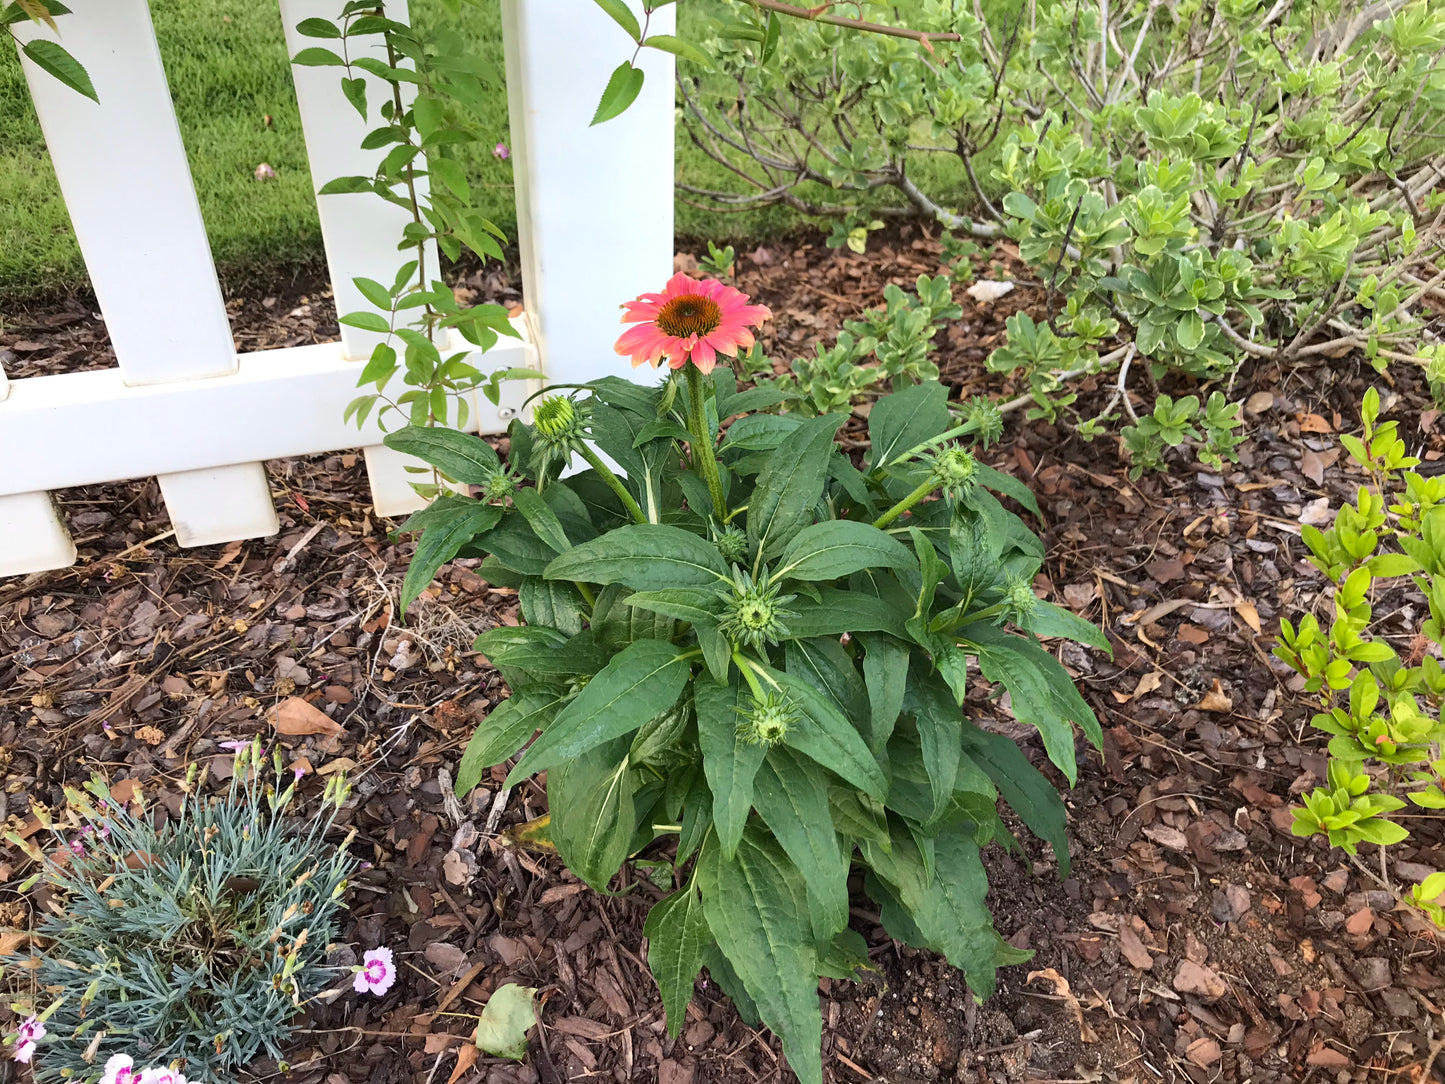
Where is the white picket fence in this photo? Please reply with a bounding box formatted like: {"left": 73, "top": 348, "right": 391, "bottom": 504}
{"left": 0, "top": 0, "right": 674, "bottom": 577}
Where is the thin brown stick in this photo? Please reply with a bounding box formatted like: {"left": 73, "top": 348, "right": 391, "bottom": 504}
{"left": 746, "top": 0, "right": 963, "bottom": 46}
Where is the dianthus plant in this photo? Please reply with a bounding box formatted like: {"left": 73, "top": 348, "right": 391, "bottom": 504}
{"left": 3, "top": 745, "right": 356, "bottom": 1082}
{"left": 386, "top": 277, "right": 1105, "bottom": 1084}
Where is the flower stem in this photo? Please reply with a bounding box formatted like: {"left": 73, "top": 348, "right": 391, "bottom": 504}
{"left": 872, "top": 476, "right": 938, "bottom": 529}
{"left": 685, "top": 365, "right": 728, "bottom": 521}
{"left": 577, "top": 444, "right": 647, "bottom": 525}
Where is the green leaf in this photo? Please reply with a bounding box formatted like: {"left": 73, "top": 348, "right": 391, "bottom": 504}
{"left": 868, "top": 381, "right": 949, "bottom": 473}
{"left": 861, "top": 634, "right": 909, "bottom": 751}
{"left": 291, "top": 45, "right": 347, "bottom": 66}
{"left": 624, "top": 589, "right": 724, "bottom": 626}
{"left": 338, "top": 310, "right": 391, "bottom": 333}
{"left": 963, "top": 625, "right": 1101, "bottom": 784}
{"left": 340, "top": 76, "right": 367, "bottom": 119}
{"left": 696, "top": 673, "right": 766, "bottom": 861}
{"left": 974, "top": 463, "right": 1041, "bottom": 516}
{"left": 1021, "top": 600, "right": 1111, "bottom": 653}
{"left": 21, "top": 39, "right": 96, "bottom": 101}
{"left": 296, "top": 16, "right": 341, "bottom": 37}
{"left": 398, "top": 501, "right": 502, "bottom": 618}
{"left": 959, "top": 723, "right": 1070, "bottom": 875}
{"left": 455, "top": 686, "right": 568, "bottom": 794}
{"left": 641, "top": 34, "right": 712, "bottom": 67}
{"left": 383, "top": 425, "right": 501, "bottom": 483}
{"left": 518, "top": 579, "right": 585, "bottom": 637}
{"left": 864, "top": 821, "right": 1021, "bottom": 997}
{"left": 748, "top": 414, "right": 846, "bottom": 560}
{"left": 543, "top": 524, "right": 727, "bottom": 589}
{"left": 512, "top": 487, "right": 571, "bottom": 552}
{"left": 353, "top": 276, "right": 391, "bottom": 310}
{"left": 475, "top": 984, "right": 538, "bottom": 1060}
{"left": 507, "top": 640, "right": 689, "bottom": 782}
{"left": 785, "top": 588, "right": 909, "bottom": 641}
{"left": 554, "top": 754, "right": 635, "bottom": 890}
{"left": 1176, "top": 310, "right": 1205, "bottom": 350}
{"left": 753, "top": 746, "right": 849, "bottom": 938}
{"left": 644, "top": 888, "right": 712, "bottom": 1037}
{"left": 318, "top": 175, "right": 375, "bottom": 195}
{"left": 903, "top": 666, "right": 962, "bottom": 823}
{"left": 473, "top": 627, "right": 607, "bottom": 678}
{"left": 777, "top": 520, "right": 917, "bottom": 581}
{"left": 770, "top": 667, "right": 887, "bottom": 799}
{"left": 591, "top": 61, "right": 645, "bottom": 126}
{"left": 591, "top": 0, "right": 640, "bottom": 39}
{"left": 698, "top": 831, "right": 824, "bottom": 1084}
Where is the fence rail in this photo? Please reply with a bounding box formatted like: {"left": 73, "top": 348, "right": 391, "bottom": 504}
{"left": 0, "top": 0, "right": 673, "bottom": 577}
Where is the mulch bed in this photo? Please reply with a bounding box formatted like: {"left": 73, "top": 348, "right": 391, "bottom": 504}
{"left": 4, "top": 222, "right": 1445, "bottom": 1084}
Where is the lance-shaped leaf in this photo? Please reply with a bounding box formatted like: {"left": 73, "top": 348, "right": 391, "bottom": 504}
{"left": 544, "top": 525, "right": 728, "bottom": 589}
{"left": 507, "top": 640, "right": 689, "bottom": 783}
{"left": 643, "top": 887, "right": 712, "bottom": 1037}
{"left": 695, "top": 673, "right": 766, "bottom": 861}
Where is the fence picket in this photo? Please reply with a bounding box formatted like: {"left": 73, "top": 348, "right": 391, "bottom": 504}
{"left": 0, "top": 1, "right": 673, "bottom": 574}
{"left": 12, "top": 0, "right": 278, "bottom": 551}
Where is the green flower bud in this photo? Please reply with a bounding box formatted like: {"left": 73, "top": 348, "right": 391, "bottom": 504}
{"left": 931, "top": 444, "right": 978, "bottom": 499}
{"left": 533, "top": 395, "right": 580, "bottom": 440}
{"left": 479, "top": 464, "right": 521, "bottom": 503}
{"left": 737, "top": 691, "right": 797, "bottom": 747}
{"left": 1002, "top": 574, "right": 1039, "bottom": 623}
{"left": 717, "top": 568, "right": 797, "bottom": 650}
{"left": 713, "top": 524, "right": 749, "bottom": 564}
{"left": 529, "top": 395, "right": 592, "bottom": 475}
{"left": 961, "top": 396, "right": 1004, "bottom": 447}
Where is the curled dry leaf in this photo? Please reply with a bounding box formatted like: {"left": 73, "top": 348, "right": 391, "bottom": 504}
{"left": 1193, "top": 679, "right": 1233, "bottom": 713}
{"left": 1028, "top": 968, "right": 1097, "bottom": 1042}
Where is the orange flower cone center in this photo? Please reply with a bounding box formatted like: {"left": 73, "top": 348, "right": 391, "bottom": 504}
{"left": 655, "top": 296, "right": 722, "bottom": 339}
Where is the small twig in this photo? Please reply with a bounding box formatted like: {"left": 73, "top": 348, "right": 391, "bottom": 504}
{"left": 745, "top": 0, "right": 963, "bottom": 47}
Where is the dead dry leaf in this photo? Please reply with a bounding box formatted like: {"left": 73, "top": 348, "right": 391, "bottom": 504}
{"left": 269, "top": 697, "right": 345, "bottom": 749}
{"left": 1235, "top": 600, "right": 1262, "bottom": 634}
{"left": 1245, "top": 390, "right": 1275, "bottom": 414}
{"left": 1300, "top": 496, "right": 1333, "bottom": 525}
{"left": 1118, "top": 923, "right": 1154, "bottom": 970}
{"left": 1194, "top": 679, "right": 1233, "bottom": 713}
{"left": 1300, "top": 446, "right": 1341, "bottom": 485}
{"left": 447, "top": 1045, "right": 479, "bottom": 1084}
{"left": 1298, "top": 412, "right": 1333, "bottom": 434}
{"left": 1028, "top": 968, "right": 1097, "bottom": 1042}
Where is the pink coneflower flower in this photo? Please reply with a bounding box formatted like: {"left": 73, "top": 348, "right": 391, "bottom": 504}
{"left": 101, "top": 1054, "right": 143, "bottom": 1084}
{"left": 139, "top": 1067, "right": 187, "bottom": 1084}
{"left": 353, "top": 946, "right": 396, "bottom": 995}
{"left": 614, "top": 274, "right": 771, "bottom": 375}
{"left": 493, "top": 142, "right": 510, "bottom": 160}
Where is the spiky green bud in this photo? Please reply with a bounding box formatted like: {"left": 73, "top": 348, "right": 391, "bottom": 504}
{"left": 931, "top": 444, "right": 978, "bottom": 499}
{"left": 713, "top": 524, "right": 749, "bottom": 564}
{"left": 737, "top": 691, "right": 797, "bottom": 747}
{"left": 717, "top": 567, "right": 797, "bottom": 650}
{"left": 961, "top": 397, "right": 1004, "bottom": 447}
{"left": 1003, "top": 574, "right": 1039, "bottom": 623}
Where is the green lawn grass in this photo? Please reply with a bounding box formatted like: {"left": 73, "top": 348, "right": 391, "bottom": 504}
{"left": 0, "top": 2, "right": 972, "bottom": 300}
